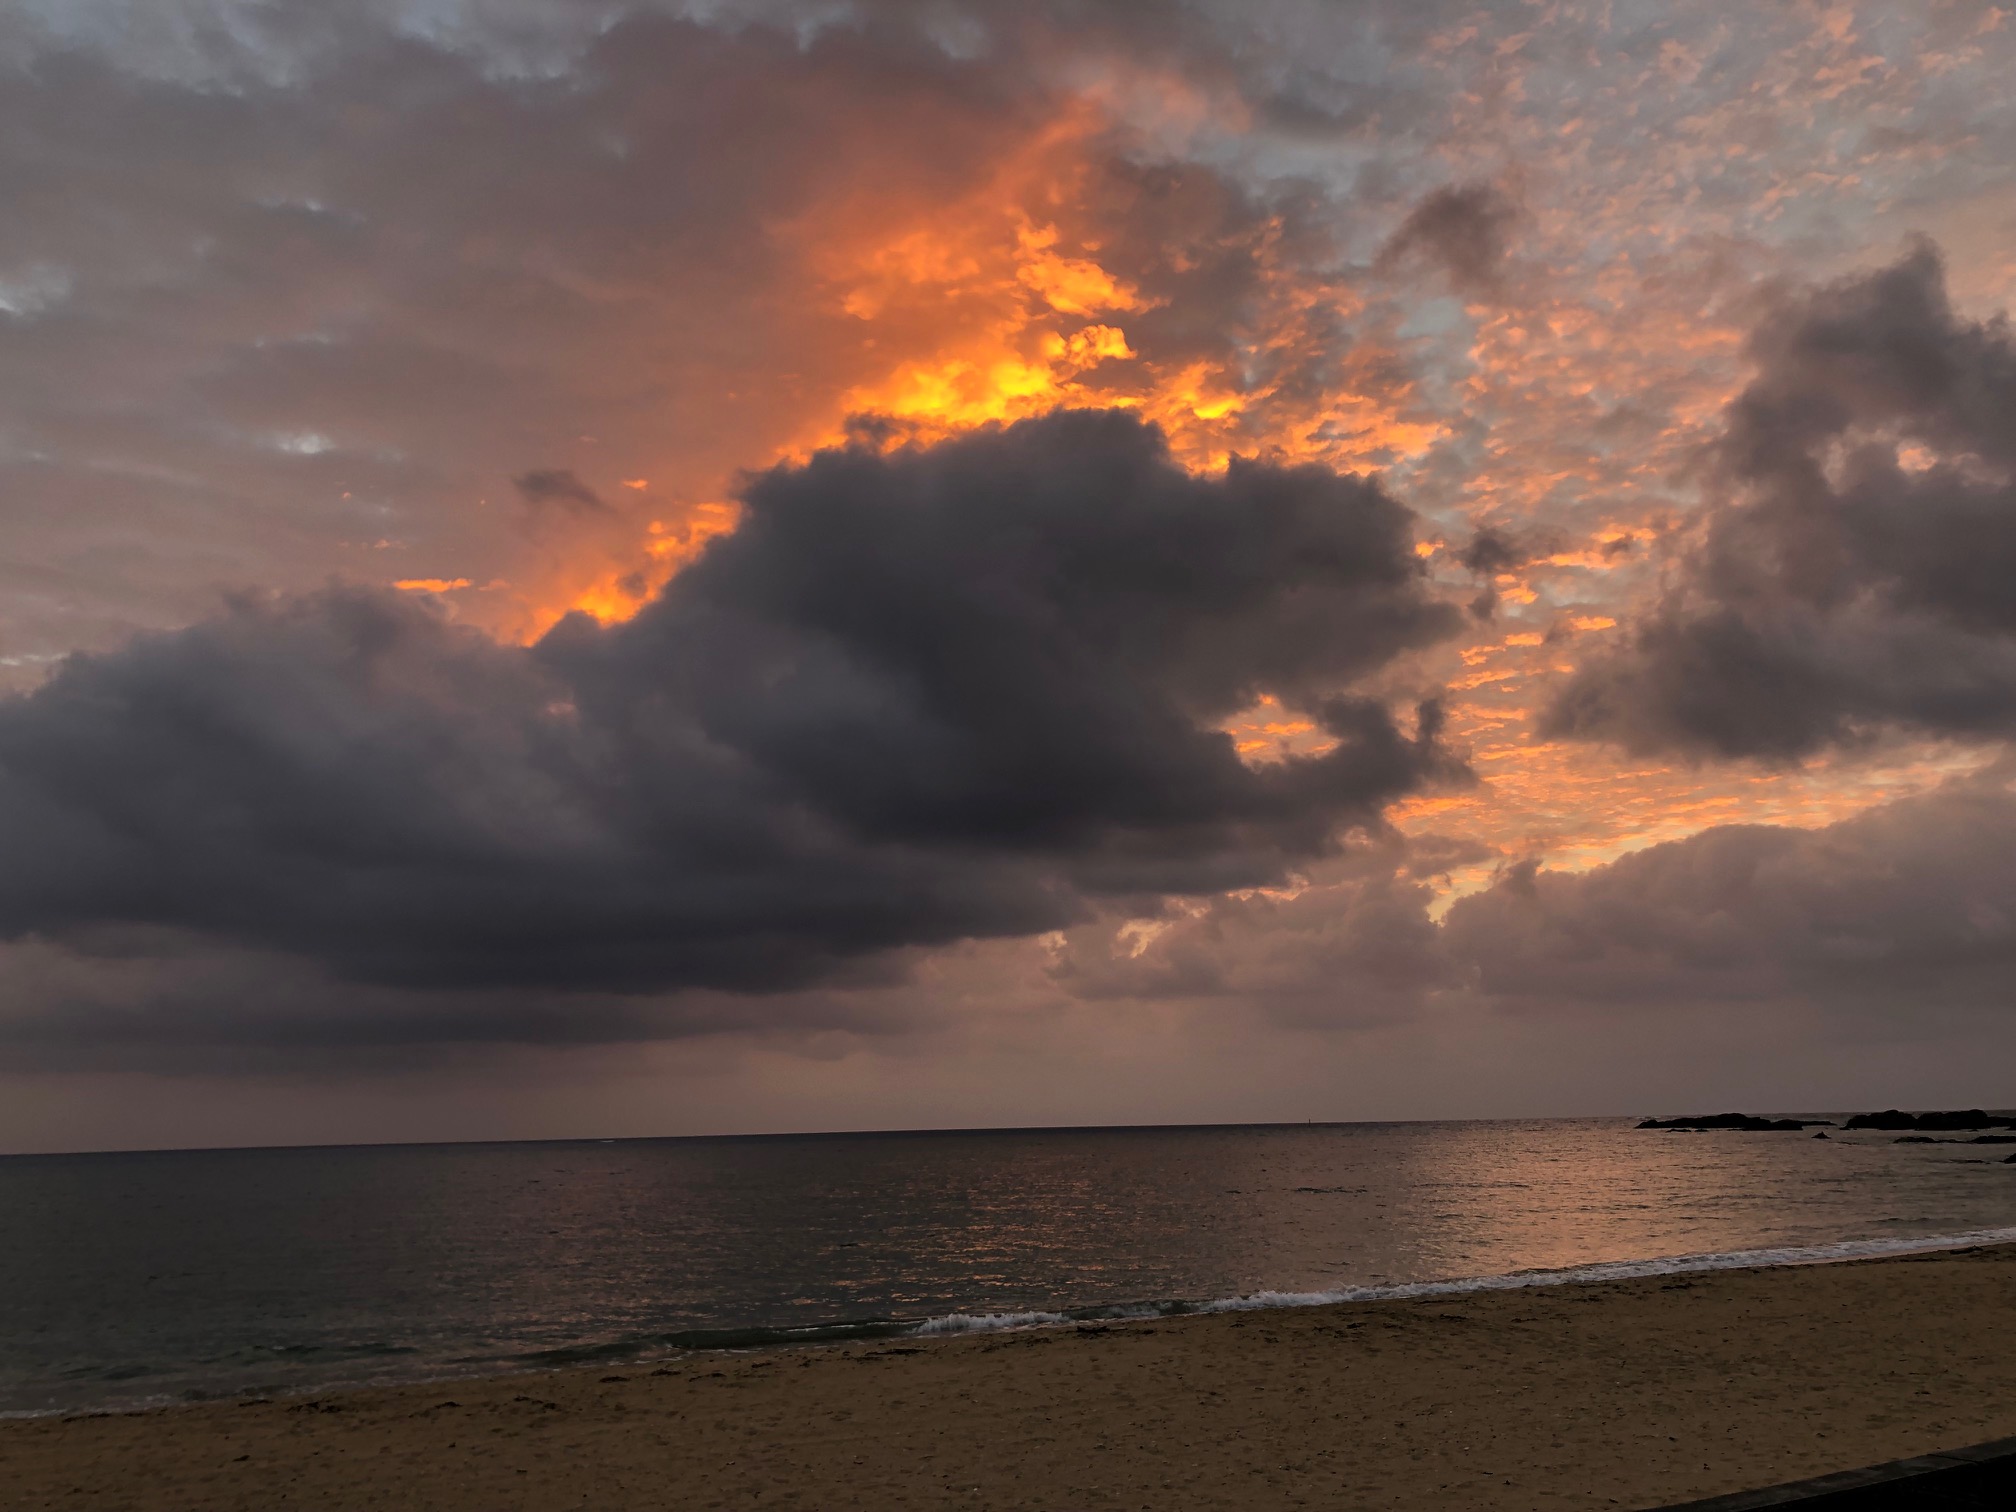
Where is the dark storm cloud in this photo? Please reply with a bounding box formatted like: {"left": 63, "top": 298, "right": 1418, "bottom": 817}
{"left": 1443, "top": 773, "right": 2016, "bottom": 1017}
{"left": 1375, "top": 184, "right": 1519, "bottom": 298}
{"left": 0, "top": 0, "right": 1491, "bottom": 1072}
{"left": 0, "top": 930, "right": 913, "bottom": 1075}
{"left": 1546, "top": 242, "right": 2016, "bottom": 758}
{"left": 0, "top": 412, "right": 1462, "bottom": 1047}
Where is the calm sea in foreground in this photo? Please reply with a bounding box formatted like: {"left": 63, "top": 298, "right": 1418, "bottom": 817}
{"left": 6, "top": 1117, "right": 2016, "bottom": 1416}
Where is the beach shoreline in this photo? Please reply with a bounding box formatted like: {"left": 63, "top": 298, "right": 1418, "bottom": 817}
{"left": 12, "top": 1222, "right": 2016, "bottom": 1426}
{"left": 7, "top": 1241, "right": 2016, "bottom": 1510}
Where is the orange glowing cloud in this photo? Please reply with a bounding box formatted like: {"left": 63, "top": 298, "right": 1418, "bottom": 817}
{"left": 783, "top": 98, "right": 1443, "bottom": 475}
{"left": 491, "top": 79, "right": 1464, "bottom": 651}
{"left": 394, "top": 578, "right": 472, "bottom": 593}
{"left": 532, "top": 500, "right": 742, "bottom": 632}
{"left": 1013, "top": 219, "right": 1143, "bottom": 316}
{"left": 1221, "top": 694, "right": 1339, "bottom": 767}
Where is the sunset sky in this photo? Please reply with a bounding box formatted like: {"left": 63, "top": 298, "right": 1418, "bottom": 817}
{"left": 6, "top": 0, "right": 2016, "bottom": 1151}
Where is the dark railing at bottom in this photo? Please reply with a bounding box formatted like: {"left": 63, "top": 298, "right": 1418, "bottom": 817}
{"left": 1644, "top": 1435, "right": 2016, "bottom": 1511}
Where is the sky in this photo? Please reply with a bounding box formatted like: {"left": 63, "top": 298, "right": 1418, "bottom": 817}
{"left": 5, "top": 0, "right": 2016, "bottom": 1151}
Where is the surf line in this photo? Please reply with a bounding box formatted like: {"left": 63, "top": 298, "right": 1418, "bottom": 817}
{"left": 903, "top": 1225, "right": 2016, "bottom": 1340}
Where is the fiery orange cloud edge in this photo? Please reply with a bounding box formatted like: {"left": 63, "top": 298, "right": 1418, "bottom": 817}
{"left": 400, "top": 93, "right": 1448, "bottom": 640}
{"left": 389, "top": 65, "right": 2002, "bottom": 910}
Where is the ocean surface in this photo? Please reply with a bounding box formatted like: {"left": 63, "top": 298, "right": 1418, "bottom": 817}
{"left": 6, "top": 1117, "right": 2016, "bottom": 1417}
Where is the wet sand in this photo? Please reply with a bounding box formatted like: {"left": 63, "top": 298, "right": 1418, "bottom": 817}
{"left": 6, "top": 1242, "right": 2016, "bottom": 1511}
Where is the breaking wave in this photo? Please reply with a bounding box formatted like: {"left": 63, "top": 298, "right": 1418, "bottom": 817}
{"left": 896, "top": 1224, "right": 2016, "bottom": 1338}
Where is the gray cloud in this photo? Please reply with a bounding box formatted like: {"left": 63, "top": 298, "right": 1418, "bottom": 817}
{"left": 1047, "top": 765, "right": 2016, "bottom": 1035}
{"left": 0, "top": 411, "right": 1461, "bottom": 1056}
{"left": 1546, "top": 242, "right": 2016, "bottom": 759}
{"left": 1045, "top": 848, "right": 1457, "bottom": 1029}
{"left": 1444, "top": 771, "right": 2016, "bottom": 1018}
{"left": 0, "top": 929, "right": 920, "bottom": 1075}
{"left": 1048, "top": 764, "right": 2016, "bottom": 1034}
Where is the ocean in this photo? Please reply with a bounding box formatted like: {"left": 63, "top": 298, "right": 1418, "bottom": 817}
{"left": 6, "top": 1117, "right": 2015, "bottom": 1417}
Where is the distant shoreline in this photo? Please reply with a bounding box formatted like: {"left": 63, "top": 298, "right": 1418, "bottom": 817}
{"left": 18, "top": 1108, "right": 2011, "bottom": 1160}
{"left": 9, "top": 1241, "right": 2016, "bottom": 1511}
{"left": 13, "top": 1108, "right": 2016, "bottom": 1161}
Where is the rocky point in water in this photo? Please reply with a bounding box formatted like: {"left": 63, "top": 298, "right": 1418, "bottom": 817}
{"left": 1845, "top": 1109, "right": 2016, "bottom": 1131}
{"left": 1635, "top": 1113, "right": 1831, "bottom": 1131}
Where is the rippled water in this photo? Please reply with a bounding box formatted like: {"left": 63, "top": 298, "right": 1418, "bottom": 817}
{"left": 5, "top": 1118, "right": 2015, "bottom": 1415}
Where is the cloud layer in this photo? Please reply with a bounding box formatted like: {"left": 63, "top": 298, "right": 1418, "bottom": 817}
{"left": 1045, "top": 768, "right": 2016, "bottom": 1033}
{"left": 9, "top": 2, "right": 2016, "bottom": 1123}
{"left": 0, "top": 412, "right": 1459, "bottom": 1018}
{"left": 1444, "top": 772, "right": 2016, "bottom": 1016}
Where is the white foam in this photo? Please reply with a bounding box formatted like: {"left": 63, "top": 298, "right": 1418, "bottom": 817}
{"left": 914, "top": 1310, "right": 1071, "bottom": 1335}
{"left": 902, "top": 1225, "right": 2016, "bottom": 1338}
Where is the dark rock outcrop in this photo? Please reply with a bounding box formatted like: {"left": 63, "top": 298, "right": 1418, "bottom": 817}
{"left": 1845, "top": 1109, "right": 2016, "bottom": 1131}
{"left": 1636, "top": 1113, "right": 1829, "bottom": 1131}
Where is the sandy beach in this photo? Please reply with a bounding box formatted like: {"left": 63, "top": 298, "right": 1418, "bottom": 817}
{"left": 6, "top": 1242, "right": 2016, "bottom": 1512}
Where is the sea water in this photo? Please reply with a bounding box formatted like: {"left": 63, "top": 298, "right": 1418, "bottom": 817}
{"left": 5, "top": 1117, "right": 2015, "bottom": 1416}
